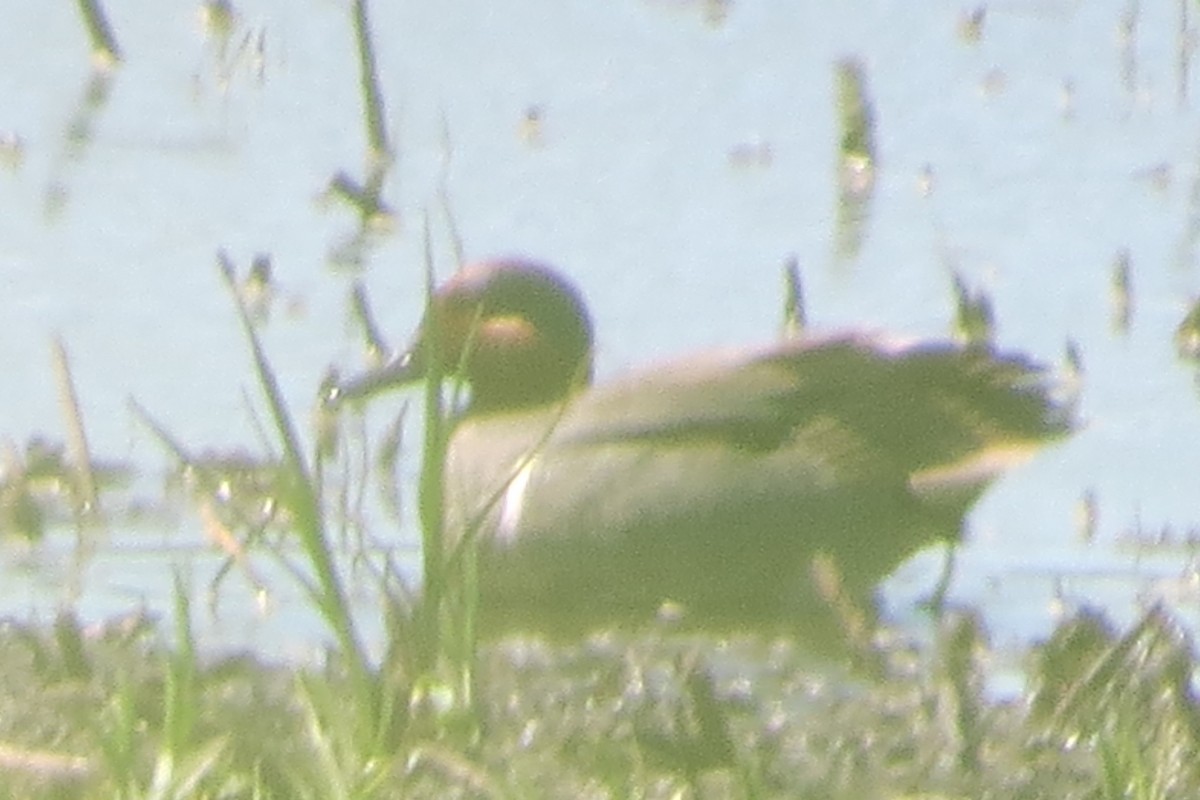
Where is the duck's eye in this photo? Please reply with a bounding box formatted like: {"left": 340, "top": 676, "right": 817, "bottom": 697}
{"left": 475, "top": 316, "right": 541, "bottom": 356}
{"left": 465, "top": 317, "right": 551, "bottom": 383}
{"left": 458, "top": 315, "right": 568, "bottom": 409}
{"left": 439, "top": 305, "right": 533, "bottom": 364}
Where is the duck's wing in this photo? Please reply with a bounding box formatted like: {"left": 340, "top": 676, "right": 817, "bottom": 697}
{"left": 563, "top": 334, "right": 1069, "bottom": 472}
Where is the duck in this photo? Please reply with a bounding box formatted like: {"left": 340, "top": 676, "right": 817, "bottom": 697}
{"left": 330, "top": 258, "right": 1070, "bottom": 646}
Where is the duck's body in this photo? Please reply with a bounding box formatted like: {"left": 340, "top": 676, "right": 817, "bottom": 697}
{"left": 334, "top": 259, "right": 1069, "bottom": 642}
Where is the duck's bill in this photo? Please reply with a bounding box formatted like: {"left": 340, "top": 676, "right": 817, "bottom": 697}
{"left": 325, "top": 348, "right": 424, "bottom": 407}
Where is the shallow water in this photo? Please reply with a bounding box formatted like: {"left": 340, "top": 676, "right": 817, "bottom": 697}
{"left": 2, "top": 1, "right": 1199, "bottom": 659}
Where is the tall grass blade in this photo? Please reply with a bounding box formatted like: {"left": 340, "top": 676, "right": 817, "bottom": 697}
{"left": 216, "top": 251, "right": 371, "bottom": 696}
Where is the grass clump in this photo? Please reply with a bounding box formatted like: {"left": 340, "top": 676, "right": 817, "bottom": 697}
{"left": 0, "top": 604, "right": 1197, "bottom": 797}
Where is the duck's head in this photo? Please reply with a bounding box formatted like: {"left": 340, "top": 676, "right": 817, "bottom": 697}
{"left": 334, "top": 259, "right": 595, "bottom": 414}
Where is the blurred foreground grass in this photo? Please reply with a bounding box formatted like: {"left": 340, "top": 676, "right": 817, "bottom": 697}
{"left": 0, "top": 604, "right": 1194, "bottom": 798}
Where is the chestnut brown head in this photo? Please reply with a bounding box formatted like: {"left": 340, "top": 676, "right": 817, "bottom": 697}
{"left": 333, "top": 259, "right": 594, "bottom": 414}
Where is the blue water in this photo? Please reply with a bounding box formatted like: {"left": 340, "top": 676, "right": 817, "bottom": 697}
{"left": 2, "top": 0, "right": 1199, "bottom": 662}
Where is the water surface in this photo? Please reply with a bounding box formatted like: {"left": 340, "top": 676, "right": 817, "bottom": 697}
{"left": 1, "top": 1, "right": 1198, "bottom": 659}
